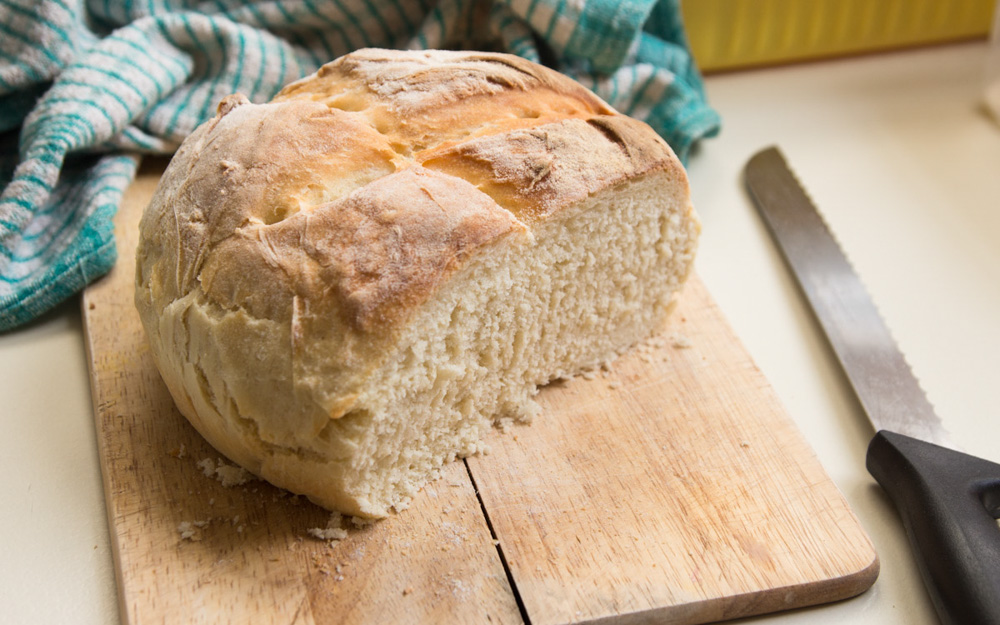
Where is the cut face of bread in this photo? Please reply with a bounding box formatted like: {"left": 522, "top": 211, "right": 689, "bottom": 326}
{"left": 135, "top": 49, "right": 699, "bottom": 518}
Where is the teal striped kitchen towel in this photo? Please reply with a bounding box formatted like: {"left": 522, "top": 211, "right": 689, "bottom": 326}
{"left": 0, "top": 0, "right": 720, "bottom": 332}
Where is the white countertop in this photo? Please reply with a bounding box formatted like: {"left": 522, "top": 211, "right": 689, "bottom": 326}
{"left": 2, "top": 41, "right": 998, "bottom": 624}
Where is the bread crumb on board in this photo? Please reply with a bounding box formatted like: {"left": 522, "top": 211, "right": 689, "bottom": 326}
{"left": 177, "top": 520, "right": 211, "bottom": 541}
{"left": 670, "top": 333, "right": 692, "bottom": 349}
{"left": 307, "top": 511, "right": 349, "bottom": 544}
{"left": 177, "top": 522, "right": 197, "bottom": 541}
{"left": 634, "top": 331, "right": 694, "bottom": 356}
{"left": 197, "top": 457, "right": 253, "bottom": 487}
{"left": 307, "top": 526, "right": 348, "bottom": 542}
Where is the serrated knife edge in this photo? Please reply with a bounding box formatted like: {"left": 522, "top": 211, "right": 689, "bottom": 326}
{"left": 743, "top": 146, "right": 954, "bottom": 449}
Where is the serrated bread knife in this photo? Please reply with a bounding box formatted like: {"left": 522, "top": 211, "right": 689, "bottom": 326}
{"left": 744, "top": 146, "right": 1000, "bottom": 625}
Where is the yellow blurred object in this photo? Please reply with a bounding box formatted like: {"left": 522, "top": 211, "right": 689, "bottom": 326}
{"left": 682, "top": 0, "right": 997, "bottom": 72}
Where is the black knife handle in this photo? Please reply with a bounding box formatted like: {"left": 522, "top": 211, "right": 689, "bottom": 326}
{"left": 866, "top": 430, "right": 1000, "bottom": 625}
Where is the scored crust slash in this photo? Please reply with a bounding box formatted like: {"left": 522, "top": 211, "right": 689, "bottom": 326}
{"left": 134, "top": 48, "right": 699, "bottom": 519}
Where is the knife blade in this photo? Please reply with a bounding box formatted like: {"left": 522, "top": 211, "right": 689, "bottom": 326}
{"left": 743, "top": 146, "right": 1000, "bottom": 625}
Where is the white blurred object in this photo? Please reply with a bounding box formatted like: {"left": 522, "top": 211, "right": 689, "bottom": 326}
{"left": 986, "top": 1, "right": 1000, "bottom": 121}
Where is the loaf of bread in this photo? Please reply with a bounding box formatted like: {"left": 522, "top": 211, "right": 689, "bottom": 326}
{"left": 135, "top": 49, "right": 699, "bottom": 518}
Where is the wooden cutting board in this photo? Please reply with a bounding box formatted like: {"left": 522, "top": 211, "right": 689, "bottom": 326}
{"left": 83, "top": 158, "right": 878, "bottom": 625}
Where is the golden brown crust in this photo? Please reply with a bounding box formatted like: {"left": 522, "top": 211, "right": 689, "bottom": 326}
{"left": 275, "top": 49, "right": 615, "bottom": 154}
{"left": 141, "top": 48, "right": 684, "bottom": 335}
{"left": 202, "top": 166, "right": 527, "bottom": 331}
{"left": 136, "top": 91, "right": 402, "bottom": 317}
{"left": 418, "top": 115, "right": 680, "bottom": 223}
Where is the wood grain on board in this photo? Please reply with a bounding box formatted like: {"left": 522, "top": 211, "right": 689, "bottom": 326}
{"left": 83, "top": 159, "right": 877, "bottom": 625}
{"left": 468, "top": 277, "right": 877, "bottom": 625}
